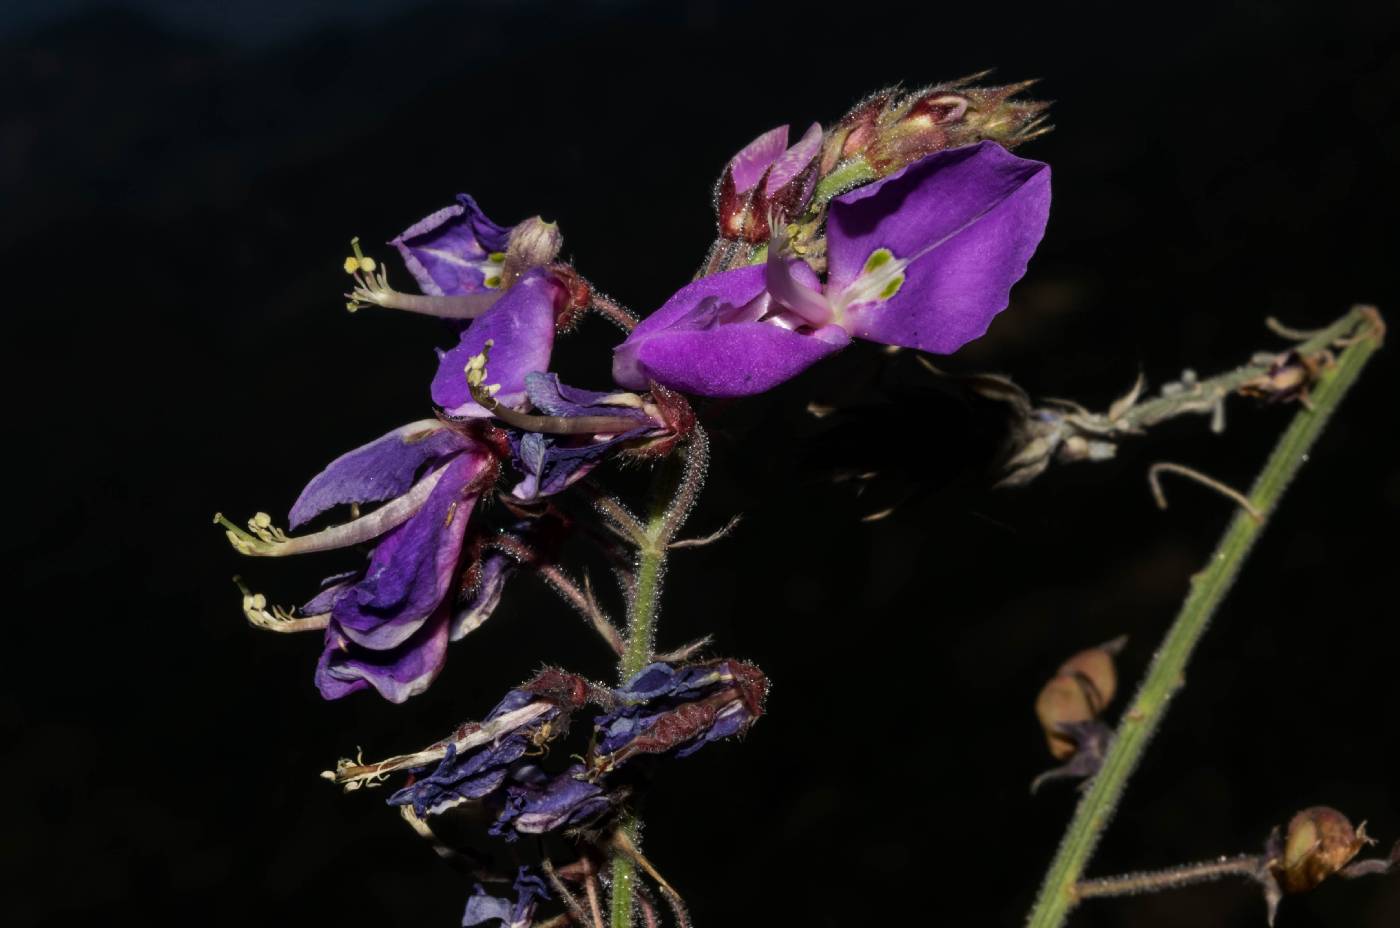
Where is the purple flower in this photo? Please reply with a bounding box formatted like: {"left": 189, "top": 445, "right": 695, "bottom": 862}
{"left": 394, "top": 194, "right": 513, "bottom": 297}
{"left": 386, "top": 669, "right": 590, "bottom": 816}
{"left": 219, "top": 419, "right": 502, "bottom": 702}
{"left": 614, "top": 140, "right": 1051, "bottom": 397}
{"left": 462, "top": 867, "right": 550, "bottom": 928}
{"left": 345, "top": 195, "right": 562, "bottom": 320}
{"left": 589, "top": 659, "right": 768, "bottom": 775}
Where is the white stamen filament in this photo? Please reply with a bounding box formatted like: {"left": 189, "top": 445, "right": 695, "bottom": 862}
{"left": 215, "top": 465, "right": 448, "bottom": 557}
{"left": 346, "top": 262, "right": 502, "bottom": 319}
{"left": 322, "top": 701, "right": 554, "bottom": 789}
{"left": 234, "top": 577, "right": 332, "bottom": 633}
{"left": 765, "top": 221, "right": 835, "bottom": 327}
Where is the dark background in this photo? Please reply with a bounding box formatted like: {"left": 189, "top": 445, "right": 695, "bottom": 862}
{"left": 5, "top": 1, "right": 1399, "bottom": 925}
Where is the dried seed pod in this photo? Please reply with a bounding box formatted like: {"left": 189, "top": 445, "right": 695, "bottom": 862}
{"left": 1035, "top": 636, "right": 1126, "bottom": 759}
{"left": 1272, "top": 806, "right": 1373, "bottom": 894}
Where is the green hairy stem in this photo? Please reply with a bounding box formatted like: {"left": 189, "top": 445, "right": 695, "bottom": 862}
{"left": 611, "top": 430, "right": 709, "bottom": 928}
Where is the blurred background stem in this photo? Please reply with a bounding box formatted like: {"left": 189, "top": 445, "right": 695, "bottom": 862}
{"left": 1025, "top": 307, "right": 1384, "bottom": 928}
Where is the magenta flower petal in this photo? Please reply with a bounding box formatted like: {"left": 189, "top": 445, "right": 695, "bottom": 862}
{"left": 614, "top": 264, "right": 848, "bottom": 397}
{"left": 765, "top": 122, "right": 822, "bottom": 194}
{"left": 332, "top": 449, "right": 488, "bottom": 651}
{"left": 431, "top": 269, "right": 561, "bottom": 415}
{"left": 391, "top": 194, "right": 511, "bottom": 296}
{"left": 628, "top": 319, "right": 847, "bottom": 398}
{"left": 826, "top": 140, "right": 1051, "bottom": 354}
{"left": 728, "top": 125, "right": 789, "bottom": 194}
{"left": 288, "top": 421, "right": 473, "bottom": 530}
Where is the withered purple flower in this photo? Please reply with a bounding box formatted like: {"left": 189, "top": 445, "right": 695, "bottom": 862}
{"left": 462, "top": 867, "right": 550, "bottom": 928}
{"left": 507, "top": 373, "right": 693, "bottom": 501}
{"left": 614, "top": 140, "right": 1051, "bottom": 397}
{"left": 489, "top": 763, "right": 616, "bottom": 840}
{"left": 589, "top": 659, "right": 768, "bottom": 775}
{"left": 386, "top": 669, "right": 590, "bottom": 816}
{"left": 327, "top": 670, "right": 618, "bottom": 840}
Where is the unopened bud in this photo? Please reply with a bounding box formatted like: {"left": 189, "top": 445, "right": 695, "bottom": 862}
{"left": 717, "top": 124, "right": 823, "bottom": 243}
{"left": 502, "top": 216, "right": 563, "bottom": 286}
{"left": 836, "top": 80, "right": 1050, "bottom": 176}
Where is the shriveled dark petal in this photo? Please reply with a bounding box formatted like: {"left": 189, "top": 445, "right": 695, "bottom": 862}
{"left": 392, "top": 194, "right": 511, "bottom": 297}
{"left": 592, "top": 660, "right": 768, "bottom": 767}
{"left": 388, "top": 738, "right": 529, "bottom": 817}
{"left": 433, "top": 269, "right": 561, "bottom": 416}
{"left": 377, "top": 673, "right": 587, "bottom": 811}
{"left": 289, "top": 421, "right": 474, "bottom": 529}
{"left": 315, "top": 602, "right": 451, "bottom": 703}
{"left": 333, "top": 451, "right": 488, "bottom": 651}
{"left": 510, "top": 429, "right": 650, "bottom": 501}
{"left": 462, "top": 867, "right": 549, "bottom": 928}
{"left": 678, "top": 701, "right": 752, "bottom": 755}
{"left": 827, "top": 140, "right": 1051, "bottom": 354}
{"left": 524, "top": 372, "right": 655, "bottom": 423}
{"left": 619, "top": 662, "right": 681, "bottom": 701}
{"left": 491, "top": 764, "right": 614, "bottom": 840}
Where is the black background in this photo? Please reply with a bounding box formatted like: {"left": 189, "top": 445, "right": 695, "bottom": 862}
{"left": 6, "top": 1, "right": 1400, "bottom": 926}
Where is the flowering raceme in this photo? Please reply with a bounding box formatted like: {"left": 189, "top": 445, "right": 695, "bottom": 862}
{"left": 219, "top": 78, "right": 1072, "bottom": 927}
{"left": 222, "top": 211, "right": 694, "bottom": 702}
{"left": 613, "top": 140, "right": 1051, "bottom": 397}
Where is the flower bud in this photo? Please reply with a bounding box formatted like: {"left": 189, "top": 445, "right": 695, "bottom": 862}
{"left": 717, "top": 124, "right": 823, "bottom": 243}
{"left": 833, "top": 80, "right": 1050, "bottom": 177}
{"left": 502, "top": 216, "right": 563, "bottom": 286}
{"left": 1272, "top": 806, "right": 1372, "bottom": 894}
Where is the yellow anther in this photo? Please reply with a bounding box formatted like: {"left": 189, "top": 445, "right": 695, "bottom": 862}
{"left": 343, "top": 256, "right": 360, "bottom": 274}
{"left": 358, "top": 256, "right": 377, "bottom": 273}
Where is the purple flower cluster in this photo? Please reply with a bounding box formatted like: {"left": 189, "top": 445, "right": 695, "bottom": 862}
{"left": 225, "top": 88, "right": 1055, "bottom": 926}
{"left": 615, "top": 140, "right": 1050, "bottom": 397}
{"left": 223, "top": 108, "right": 1050, "bottom": 709}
